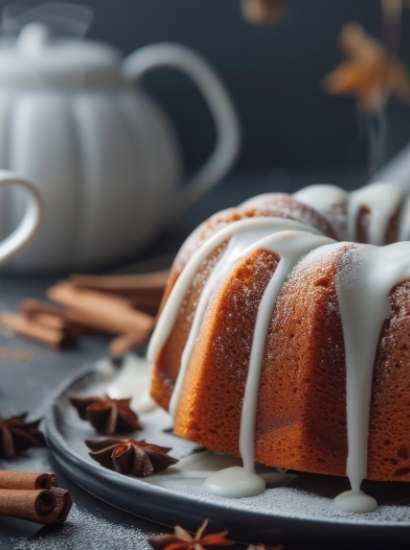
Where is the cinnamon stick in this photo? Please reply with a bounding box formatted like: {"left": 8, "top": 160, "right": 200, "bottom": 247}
{"left": 0, "top": 471, "right": 71, "bottom": 524}
{"left": 21, "top": 299, "right": 102, "bottom": 335}
{"left": 68, "top": 272, "right": 168, "bottom": 315}
{"left": 49, "top": 487, "right": 72, "bottom": 523}
{"left": 109, "top": 333, "right": 146, "bottom": 355}
{"left": 110, "top": 290, "right": 164, "bottom": 316}
{"left": 27, "top": 312, "right": 67, "bottom": 331}
{"left": 0, "top": 488, "right": 72, "bottom": 524}
{"left": 21, "top": 298, "right": 64, "bottom": 317}
{"left": 0, "top": 312, "right": 76, "bottom": 348}
{"left": 69, "top": 269, "right": 170, "bottom": 291}
{"left": 0, "top": 489, "right": 54, "bottom": 524}
{"left": 0, "top": 471, "right": 57, "bottom": 490}
{"left": 48, "top": 284, "right": 155, "bottom": 340}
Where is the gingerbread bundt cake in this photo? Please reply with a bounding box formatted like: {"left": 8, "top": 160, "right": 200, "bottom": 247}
{"left": 148, "top": 182, "right": 410, "bottom": 512}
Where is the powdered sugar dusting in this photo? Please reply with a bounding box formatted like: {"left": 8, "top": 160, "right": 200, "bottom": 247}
{"left": 171, "top": 485, "right": 410, "bottom": 525}
{"left": 12, "top": 504, "right": 155, "bottom": 550}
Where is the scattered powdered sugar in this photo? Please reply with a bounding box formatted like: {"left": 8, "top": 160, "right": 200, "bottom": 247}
{"left": 171, "top": 485, "right": 410, "bottom": 525}
{"left": 11, "top": 504, "right": 155, "bottom": 550}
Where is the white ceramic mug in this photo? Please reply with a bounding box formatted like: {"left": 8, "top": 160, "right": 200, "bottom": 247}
{"left": 0, "top": 170, "right": 42, "bottom": 266}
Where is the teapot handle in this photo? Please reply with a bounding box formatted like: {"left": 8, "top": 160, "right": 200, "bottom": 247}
{"left": 123, "top": 43, "right": 241, "bottom": 211}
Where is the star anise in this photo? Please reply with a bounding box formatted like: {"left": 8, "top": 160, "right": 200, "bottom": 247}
{"left": 148, "top": 518, "right": 234, "bottom": 550}
{"left": 323, "top": 22, "right": 410, "bottom": 114}
{"left": 70, "top": 394, "right": 142, "bottom": 435}
{"left": 86, "top": 437, "right": 178, "bottom": 477}
{"left": 0, "top": 413, "right": 46, "bottom": 458}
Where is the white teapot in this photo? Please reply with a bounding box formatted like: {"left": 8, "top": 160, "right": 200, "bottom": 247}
{"left": 0, "top": 22, "right": 240, "bottom": 272}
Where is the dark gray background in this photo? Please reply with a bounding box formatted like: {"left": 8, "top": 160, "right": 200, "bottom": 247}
{"left": 3, "top": 0, "right": 410, "bottom": 177}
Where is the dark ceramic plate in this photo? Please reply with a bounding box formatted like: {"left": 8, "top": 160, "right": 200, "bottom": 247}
{"left": 44, "top": 358, "right": 410, "bottom": 546}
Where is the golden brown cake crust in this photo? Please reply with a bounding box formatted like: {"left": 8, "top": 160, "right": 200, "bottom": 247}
{"left": 170, "top": 194, "right": 338, "bottom": 285}
{"left": 151, "top": 243, "right": 228, "bottom": 409}
{"left": 254, "top": 246, "right": 348, "bottom": 475}
{"left": 367, "top": 280, "right": 410, "bottom": 481}
{"left": 152, "top": 242, "right": 410, "bottom": 481}
{"left": 150, "top": 184, "right": 410, "bottom": 483}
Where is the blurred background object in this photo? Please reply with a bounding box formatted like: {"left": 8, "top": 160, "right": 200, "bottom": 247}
{"left": 1, "top": 0, "right": 410, "bottom": 272}
{"left": 240, "top": 0, "right": 285, "bottom": 25}
{"left": 0, "top": 3, "right": 240, "bottom": 271}
{"left": 18, "top": 0, "right": 405, "bottom": 178}
{"left": 322, "top": 22, "right": 410, "bottom": 115}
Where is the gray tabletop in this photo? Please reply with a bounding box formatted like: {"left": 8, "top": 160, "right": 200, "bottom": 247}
{"left": 2, "top": 172, "right": 407, "bottom": 550}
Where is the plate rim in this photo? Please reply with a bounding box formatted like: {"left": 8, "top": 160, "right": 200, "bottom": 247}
{"left": 44, "top": 360, "right": 410, "bottom": 544}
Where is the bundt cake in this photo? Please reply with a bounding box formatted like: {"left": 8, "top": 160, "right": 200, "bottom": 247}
{"left": 148, "top": 181, "right": 410, "bottom": 512}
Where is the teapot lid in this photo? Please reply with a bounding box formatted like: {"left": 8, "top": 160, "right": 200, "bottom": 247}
{"left": 0, "top": 23, "right": 123, "bottom": 89}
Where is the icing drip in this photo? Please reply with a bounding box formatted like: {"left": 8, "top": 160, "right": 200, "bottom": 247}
{"left": 347, "top": 183, "right": 404, "bottom": 245}
{"left": 335, "top": 242, "right": 410, "bottom": 511}
{"left": 333, "top": 490, "right": 378, "bottom": 513}
{"left": 107, "top": 354, "right": 157, "bottom": 414}
{"left": 202, "top": 466, "right": 266, "bottom": 498}
{"left": 239, "top": 231, "right": 334, "bottom": 471}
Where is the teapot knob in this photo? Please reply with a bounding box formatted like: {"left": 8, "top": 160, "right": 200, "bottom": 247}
{"left": 17, "top": 22, "right": 52, "bottom": 57}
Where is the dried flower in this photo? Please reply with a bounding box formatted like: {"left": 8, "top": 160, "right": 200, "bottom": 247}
{"left": 0, "top": 413, "right": 46, "bottom": 458}
{"left": 70, "top": 394, "right": 142, "bottom": 435}
{"left": 86, "top": 437, "right": 178, "bottom": 477}
{"left": 323, "top": 22, "right": 410, "bottom": 114}
{"left": 241, "top": 0, "right": 285, "bottom": 25}
{"left": 148, "top": 518, "right": 234, "bottom": 550}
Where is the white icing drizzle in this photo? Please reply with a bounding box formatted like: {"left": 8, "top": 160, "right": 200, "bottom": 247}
{"left": 335, "top": 242, "right": 410, "bottom": 512}
{"left": 148, "top": 217, "right": 321, "bottom": 372}
{"left": 168, "top": 224, "right": 323, "bottom": 421}
{"left": 107, "top": 354, "right": 157, "bottom": 414}
{"left": 347, "top": 182, "right": 404, "bottom": 245}
{"left": 199, "top": 231, "right": 334, "bottom": 498}
{"left": 148, "top": 181, "right": 410, "bottom": 510}
{"left": 294, "top": 184, "right": 349, "bottom": 240}
{"left": 239, "top": 231, "right": 335, "bottom": 471}
{"left": 294, "top": 184, "right": 348, "bottom": 212}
